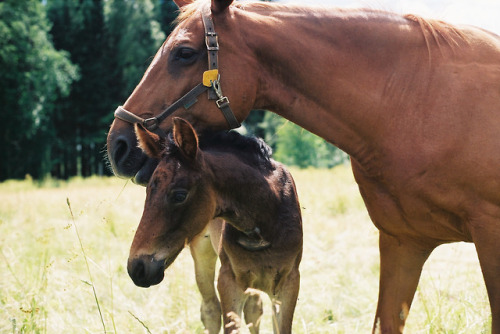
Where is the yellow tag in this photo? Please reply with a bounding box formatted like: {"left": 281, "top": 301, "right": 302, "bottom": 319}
{"left": 203, "top": 69, "right": 219, "bottom": 87}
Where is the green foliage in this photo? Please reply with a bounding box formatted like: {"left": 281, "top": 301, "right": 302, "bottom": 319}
{"left": 250, "top": 113, "right": 348, "bottom": 168}
{"left": 157, "top": 0, "right": 180, "bottom": 37}
{"left": 107, "top": 0, "right": 165, "bottom": 96}
{"left": 48, "top": 0, "right": 108, "bottom": 178}
{"left": 44, "top": 0, "right": 166, "bottom": 179}
{"left": 0, "top": 0, "right": 78, "bottom": 180}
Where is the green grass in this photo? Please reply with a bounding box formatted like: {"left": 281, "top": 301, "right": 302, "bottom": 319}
{"left": 0, "top": 166, "right": 491, "bottom": 333}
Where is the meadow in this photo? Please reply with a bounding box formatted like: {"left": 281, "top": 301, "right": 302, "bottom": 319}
{"left": 0, "top": 165, "right": 491, "bottom": 333}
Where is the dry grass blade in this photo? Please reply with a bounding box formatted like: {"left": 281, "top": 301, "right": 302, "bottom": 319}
{"left": 66, "top": 197, "right": 107, "bottom": 333}
{"left": 128, "top": 311, "right": 152, "bottom": 334}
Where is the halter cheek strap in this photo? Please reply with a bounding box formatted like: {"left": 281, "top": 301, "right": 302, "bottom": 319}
{"left": 114, "top": 6, "right": 240, "bottom": 133}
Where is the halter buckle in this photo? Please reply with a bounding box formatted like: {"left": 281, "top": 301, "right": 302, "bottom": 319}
{"left": 143, "top": 117, "right": 159, "bottom": 131}
{"left": 205, "top": 31, "right": 219, "bottom": 51}
{"left": 216, "top": 96, "right": 230, "bottom": 109}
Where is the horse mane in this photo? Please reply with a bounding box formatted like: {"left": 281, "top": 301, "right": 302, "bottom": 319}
{"left": 404, "top": 14, "right": 469, "bottom": 56}
{"left": 177, "top": 0, "right": 469, "bottom": 48}
{"left": 176, "top": 0, "right": 320, "bottom": 23}
{"left": 164, "top": 130, "right": 273, "bottom": 169}
{"left": 176, "top": 0, "right": 209, "bottom": 23}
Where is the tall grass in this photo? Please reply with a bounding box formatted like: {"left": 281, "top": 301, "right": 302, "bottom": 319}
{"left": 0, "top": 167, "right": 491, "bottom": 333}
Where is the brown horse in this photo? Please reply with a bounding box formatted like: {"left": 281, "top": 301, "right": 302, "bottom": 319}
{"left": 128, "top": 117, "right": 303, "bottom": 333}
{"left": 107, "top": 0, "right": 500, "bottom": 332}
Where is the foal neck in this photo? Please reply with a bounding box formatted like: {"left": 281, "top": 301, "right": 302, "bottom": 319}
{"left": 202, "top": 147, "right": 283, "bottom": 238}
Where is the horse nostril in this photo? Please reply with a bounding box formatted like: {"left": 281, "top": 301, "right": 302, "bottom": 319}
{"left": 130, "top": 258, "right": 146, "bottom": 281}
{"left": 113, "top": 136, "right": 131, "bottom": 167}
{"left": 127, "top": 256, "right": 165, "bottom": 288}
{"left": 128, "top": 257, "right": 151, "bottom": 287}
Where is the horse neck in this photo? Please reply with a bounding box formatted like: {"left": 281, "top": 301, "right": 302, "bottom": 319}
{"left": 204, "top": 151, "right": 280, "bottom": 233}
{"left": 234, "top": 4, "right": 432, "bottom": 170}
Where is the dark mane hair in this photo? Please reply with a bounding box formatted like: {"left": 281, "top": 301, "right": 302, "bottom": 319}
{"left": 165, "top": 130, "right": 273, "bottom": 169}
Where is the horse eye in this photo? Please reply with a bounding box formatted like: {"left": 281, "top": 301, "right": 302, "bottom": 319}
{"left": 170, "top": 189, "right": 188, "bottom": 204}
{"left": 174, "top": 48, "right": 197, "bottom": 62}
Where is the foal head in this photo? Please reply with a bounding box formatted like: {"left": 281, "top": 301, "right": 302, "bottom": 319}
{"left": 127, "top": 118, "right": 216, "bottom": 287}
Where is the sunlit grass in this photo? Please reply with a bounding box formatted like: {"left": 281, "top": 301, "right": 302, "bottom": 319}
{"left": 0, "top": 166, "right": 491, "bottom": 333}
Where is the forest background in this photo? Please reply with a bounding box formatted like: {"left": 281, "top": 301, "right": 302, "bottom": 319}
{"left": 0, "top": 0, "right": 347, "bottom": 181}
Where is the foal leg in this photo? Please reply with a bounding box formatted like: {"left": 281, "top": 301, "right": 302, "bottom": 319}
{"left": 374, "top": 231, "right": 436, "bottom": 334}
{"left": 218, "top": 256, "right": 248, "bottom": 333}
{"left": 190, "top": 230, "right": 221, "bottom": 334}
{"left": 470, "top": 220, "right": 500, "bottom": 334}
{"left": 270, "top": 268, "right": 300, "bottom": 334}
{"left": 243, "top": 292, "right": 263, "bottom": 334}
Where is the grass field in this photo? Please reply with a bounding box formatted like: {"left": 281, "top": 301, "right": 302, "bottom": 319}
{"left": 0, "top": 165, "right": 491, "bottom": 333}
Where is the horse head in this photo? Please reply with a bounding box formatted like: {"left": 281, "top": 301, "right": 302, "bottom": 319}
{"left": 107, "top": 0, "right": 258, "bottom": 185}
{"left": 127, "top": 118, "right": 216, "bottom": 287}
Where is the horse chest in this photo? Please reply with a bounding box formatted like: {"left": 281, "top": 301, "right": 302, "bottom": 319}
{"left": 221, "top": 241, "right": 299, "bottom": 295}
{"left": 353, "top": 161, "right": 474, "bottom": 242}
{"left": 232, "top": 259, "right": 290, "bottom": 294}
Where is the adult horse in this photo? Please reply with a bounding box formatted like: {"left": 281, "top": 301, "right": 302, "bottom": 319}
{"left": 106, "top": 0, "right": 500, "bottom": 332}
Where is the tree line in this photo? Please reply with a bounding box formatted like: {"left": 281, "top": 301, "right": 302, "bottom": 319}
{"left": 0, "top": 0, "right": 346, "bottom": 181}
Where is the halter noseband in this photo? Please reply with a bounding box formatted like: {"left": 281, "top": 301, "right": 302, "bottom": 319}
{"left": 114, "top": 7, "right": 240, "bottom": 134}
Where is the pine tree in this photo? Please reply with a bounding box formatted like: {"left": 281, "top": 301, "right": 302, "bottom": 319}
{"left": 47, "top": 0, "right": 109, "bottom": 177}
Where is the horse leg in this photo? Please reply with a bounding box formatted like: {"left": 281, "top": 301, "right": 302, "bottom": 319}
{"left": 190, "top": 230, "right": 221, "bottom": 334}
{"left": 374, "top": 231, "right": 436, "bottom": 334}
{"left": 470, "top": 220, "right": 500, "bottom": 333}
{"left": 217, "top": 253, "right": 248, "bottom": 334}
{"left": 243, "top": 293, "right": 263, "bottom": 334}
{"left": 270, "top": 267, "right": 300, "bottom": 334}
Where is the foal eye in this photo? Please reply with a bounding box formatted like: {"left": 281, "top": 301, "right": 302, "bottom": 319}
{"left": 170, "top": 189, "right": 188, "bottom": 204}
{"left": 174, "top": 48, "right": 197, "bottom": 62}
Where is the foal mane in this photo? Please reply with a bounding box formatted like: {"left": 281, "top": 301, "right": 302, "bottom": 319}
{"left": 165, "top": 130, "right": 273, "bottom": 169}
{"left": 200, "top": 131, "right": 273, "bottom": 167}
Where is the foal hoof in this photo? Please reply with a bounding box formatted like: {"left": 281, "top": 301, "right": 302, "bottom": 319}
{"left": 237, "top": 236, "right": 271, "bottom": 251}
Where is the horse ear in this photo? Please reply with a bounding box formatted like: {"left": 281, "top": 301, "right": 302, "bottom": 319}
{"left": 211, "top": 0, "right": 233, "bottom": 14}
{"left": 173, "top": 117, "right": 199, "bottom": 161}
{"left": 135, "top": 124, "right": 165, "bottom": 159}
{"left": 173, "top": 0, "right": 194, "bottom": 9}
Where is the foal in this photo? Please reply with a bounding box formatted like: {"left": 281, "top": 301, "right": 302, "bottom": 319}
{"left": 127, "top": 118, "right": 303, "bottom": 333}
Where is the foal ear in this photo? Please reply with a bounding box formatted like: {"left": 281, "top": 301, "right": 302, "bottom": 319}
{"left": 135, "top": 124, "right": 165, "bottom": 159}
{"left": 173, "top": 117, "right": 199, "bottom": 161}
{"left": 173, "top": 0, "right": 193, "bottom": 9}
{"left": 211, "top": 0, "right": 233, "bottom": 14}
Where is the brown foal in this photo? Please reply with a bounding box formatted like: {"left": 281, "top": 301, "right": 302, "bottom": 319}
{"left": 127, "top": 118, "right": 302, "bottom": 333}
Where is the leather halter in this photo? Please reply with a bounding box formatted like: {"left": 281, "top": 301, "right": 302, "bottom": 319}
{"left": 113, "top": 6, "right": 240, "bottom": 134}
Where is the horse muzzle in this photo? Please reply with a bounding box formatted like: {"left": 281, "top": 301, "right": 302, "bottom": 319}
{"left": 107, "top": 124, "right": 157, "bottom": 185}
{"left": 127, "top": 255, "right": 166, "bottom": 288}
